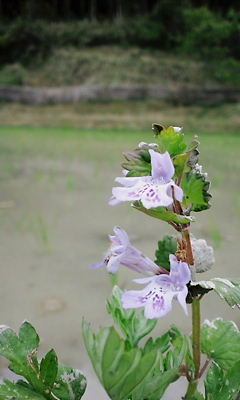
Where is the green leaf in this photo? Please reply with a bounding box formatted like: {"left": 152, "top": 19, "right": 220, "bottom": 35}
{"left": 18, "top": 321, "right": 40, "bottom": 354}
{"left": 205, "top": 363, "right": 223, "bottom": 400}
{"left": 0, "top": 380, "right": 47, "bottom": 400}
{"left": 133, "top": 201, "right": 194, "bottom": 224}
{"left": 174, "top": 152, "right": 190, "bottom": 177}
{"left": 122, "top": 149, "right": 151, "bottom": 177}
{"left": 143, "top": 333, "right": 171, "bottom": 356}
{"left": 154, "top": 235, "right": 178, "bottom": 271}
{"left": 215, "top": 361, "right": 240, "bottom": 400}
{"left": 53, "top": 365, "right": 87, "bottom": 400}
{"left": 121, "top": 351, "right": 161, "bottom": 400}
{"left": 165, "top": 326, "right": 191, "bottom": 370}
{"left": 201, "top": 318, "right": 240, "bottom": 369}
{"left": 82, "top": 321, "right": 110, "bottom": 382}
{"left": 83, "top": 320, "right": 186, "bottom": 400}
{"left": 137, "top": 368, "right": 179, "bottom": 400}
{"left": 0, "top": 321, "right": 87, "bottom": 400}
{"left": 0, "top": 324, "right": 38, "bottom": 378}
{"left": 153, "top": 125, "right": 187, "bottom": 157}
{"left": 107, "top": 286, "right": 157, "bottom": 347}
{"left": 83, "top": 321, "right": 143, "bottom": 400}
{"left": 182, "top": 172, "right": 211, "bottom": 212}
{"left": 188, "top": 393, "right": 205, "bottom": 400}
{"left": 40, "top": 349, "right": 58, "bottom": 389}
{"left": 205, "top": 362, "right": 240, "bottom": 400}
{"left": 134, "top": 326, "right": 189, "bottom": 400}
{"left": 192, "top": 278, "right": 240, "bottom": 308}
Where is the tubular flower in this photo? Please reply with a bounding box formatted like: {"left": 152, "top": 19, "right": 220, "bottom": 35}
{"left": 122, "top": 255, "right": 191, "bottom": 319}
{"left": 91, "top": 226, "right": 166, "bottom": 275}
{"left": 110, "top": 150, "right": 183, "bottom": 209}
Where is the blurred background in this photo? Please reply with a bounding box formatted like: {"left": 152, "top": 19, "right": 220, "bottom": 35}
{"left": 0, "top": 1, "right": 240, "bottom": 399}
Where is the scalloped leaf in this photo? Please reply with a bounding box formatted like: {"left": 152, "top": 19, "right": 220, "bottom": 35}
{"left": 0, "top": 323, "right": 41, "bottom": 383}
{"left": 173, "top": 138, "right": 199, "bottom": 178}
{"left": 201, "top": 319, "right": 240, "bottom": 369}
{"left": 138, "top": 327, "right": 189, "bottom": 400}
{"left": 153, "top": 125, "right": 187, "bottom": 157}
{"left": 154, "top": 235, "right": 178, "bottom": 271}
{"left": 182, "top": 172, "right": 211, "bottom": 212}
{"left": 174, "top": 153, "right": 190, "bottom": 178}
{"left": 0, "top": 380, "right": 47, "bottom": 400}
{"left": 205, "top": 362, "right": 240, "bottom": 400}
{"left": 122, "top": 149, "right": 151, "bottom": 177}
{"left": 107, "top": 286, "right": 157, "bottom": 347}
{"left": 40, "top": 349, "right": 58, "bottom": 389}
{"left": 192, "top": 278, "right": 240, "bottom": 308}
{"left": 53, "top": 365, "right": 87, "bottom": 400}
{"left": 83, "top": 321, "right": 185, "bottom": 400}
{"left": 18, "top": 321, "right": 40, "bottom": 354}
{"left": 132, "top": 368, "right": 179, "bottom": 400}
{"left": 133, "top": 201, "right": 194, "bottom": 225}
{"left": 0, "top": 322, "right": 86, "bottom": 400}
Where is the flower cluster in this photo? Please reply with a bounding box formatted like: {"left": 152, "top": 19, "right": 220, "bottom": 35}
{"left": 110, "top": 149, "right": 183, "bottom": 209}
{"left": 92, "top": 148, "right": 192, "bottom": 319}
{"left": 93, "top": 226, "right": 191, "bottom": 319}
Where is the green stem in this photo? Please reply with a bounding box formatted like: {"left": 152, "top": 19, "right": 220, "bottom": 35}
{"left": 184, "top": 380, "right": 198, "bottom": 398}
{"left": 192, "top": 298, "right": 201, "bottom": 379}
{"left": 184, "top": 297, "right": 201, "bottom": 399}
{"left": 109, "top": 273, "right": 119, "bottom": 287}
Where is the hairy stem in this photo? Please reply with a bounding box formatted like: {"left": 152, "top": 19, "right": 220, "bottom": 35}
{"left": 192, "top": 298, "right": 201, "bottom": 378}
{"left": 184, "top": 297, "right": 201, "bottom": 399}
{"left": 181, "top": 228, "right": 201, "bottom": 399}
{"left": 182, "top": 229, "right": 194, "bottom": 265}
{"left": 110, "top": 273, "right": 119, "bottom": 287}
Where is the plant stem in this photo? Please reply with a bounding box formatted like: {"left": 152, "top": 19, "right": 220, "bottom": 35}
{"left": 181, "top": 227, "right": 201, "bottom": 399}
{"left": 182, "top": 229, "right": 194, "bottom": 265}
{"left": 184, "top": 297, "right": 201, "bottom": 399}
{"left": 192, "top": 298, "right": 201, "bottom": 379}
{"left": 109, "top": 272, "right": 118, "bottom": 287}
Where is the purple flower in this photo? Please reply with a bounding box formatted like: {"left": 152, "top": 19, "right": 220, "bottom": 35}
{"left": 110, "top": 150, "right": 183, "bottom": 209}
{"left": 92, "top": 226, "right": 166, "bottom": 275}
{"left": 122, "top": 255, "right": 191, "bottom": 319}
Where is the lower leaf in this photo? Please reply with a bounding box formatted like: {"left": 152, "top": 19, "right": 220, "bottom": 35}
{"left": 0, "top": 380, "right": 47, "bottom": 400}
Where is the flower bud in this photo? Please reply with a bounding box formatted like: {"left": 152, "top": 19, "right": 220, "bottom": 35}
{"left": 148, "top": 143, "right": 159, "bottom": 149}
{"left": 138, "top": 142, "right": 148, "bottom": 149}
{"left": 191, "top": 237, "right": 215, "bottom": 273}
{"left": 173, "top": 126, "right": 183, "bottom": 133}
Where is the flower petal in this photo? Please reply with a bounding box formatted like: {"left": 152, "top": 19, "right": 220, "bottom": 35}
{"left": 172, "top": 184, "right": 184, "bottom": 202}
{"left": 115, "top": 176, "right": 141, "bottom": 187}
{"left": 111, "top": 226, "right": 130, "bottom": 247}
{"left": 91, "top": 261, "right": 106, "bottom": 269}
{"left": 107, "top": 254, "right": 122, "bottom": 274}
{"left": 166, "top": 183, "right": 184, "bottom": 202}
{"left": 169, "top": 255, "right": 191, "bottom": 285}
{"left": 144, "top": 290, "right": 174, "bottom": 319}
{"left": 141, "top": 184, "right": 173, "bottom": 209}
{"left": 176, "top": 287, "right": 188, "bottom": 315}
{"left": 122, "top": 289, "right": 146, "bottom": 309}
{"left": 133, "top": 277, "right": 155, "bottom": 284}
{"left": 109, "top": 195, "right": 123, "bottom": 206}
{"left": 112, "top": 186, "right": 141, "bottom": 202}
{"left": 149, "top": 150, "right": 174, "bottom": 181}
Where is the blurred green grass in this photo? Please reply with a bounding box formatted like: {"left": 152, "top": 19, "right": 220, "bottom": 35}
{"left": 0, "top": 101, "right": 239, "bottom": 132}
{"left": 0, "top": 102, "right": 239, "bottom": 252}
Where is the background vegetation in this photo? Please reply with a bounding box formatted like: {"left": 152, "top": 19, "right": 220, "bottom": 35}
{"left": 0, "top": 0, "right": 239, "bottom": 87}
